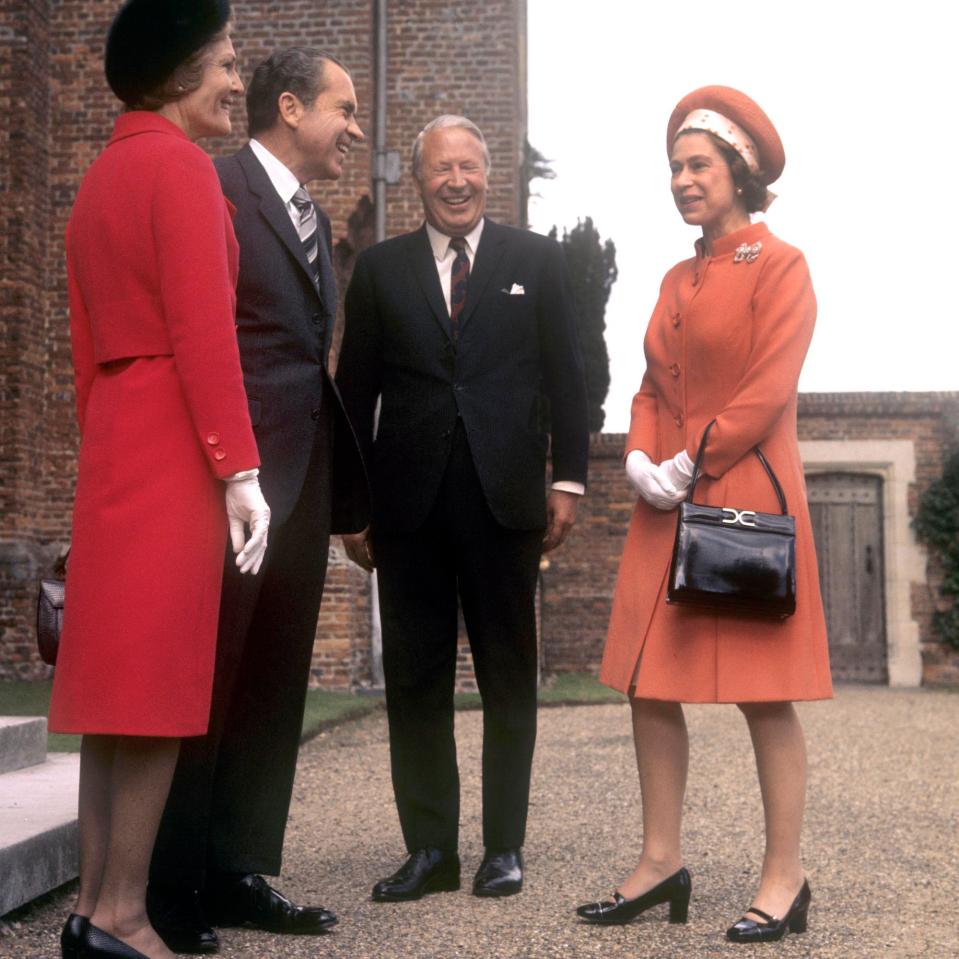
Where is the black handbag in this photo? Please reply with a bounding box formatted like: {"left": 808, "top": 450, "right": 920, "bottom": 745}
{"left": 36, "top": 550, "right": 68, "bottom": 666}
{"left": 666, "top": 422, "right": 796, "bottom": 619}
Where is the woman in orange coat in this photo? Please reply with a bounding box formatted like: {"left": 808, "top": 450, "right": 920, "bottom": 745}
{"left": 48, "top": 3, "right": 269, "bottom": 958}
{"left": 576, "top": 87, "right": 831, "bottom": 943}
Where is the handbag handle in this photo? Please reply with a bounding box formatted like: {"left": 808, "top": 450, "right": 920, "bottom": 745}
{"left": 685, "top": 420, "right": 789, "bottom": 515}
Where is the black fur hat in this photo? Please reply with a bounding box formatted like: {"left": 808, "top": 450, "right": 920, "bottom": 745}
{"left": 105, "top": 0, "right": 232, "bottom": 107}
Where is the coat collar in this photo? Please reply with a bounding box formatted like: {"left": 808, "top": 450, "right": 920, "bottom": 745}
{"left": 695, "top": 220, "right": 770, "bottom": 259}
{"left": 107, "top": 110, "right": 192, "bottom": 146}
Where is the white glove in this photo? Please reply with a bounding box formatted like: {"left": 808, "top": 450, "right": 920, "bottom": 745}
{"left": 625, "top": 450, "right": 686, "bottom": 511}
{"left": 659, "top": 449, "right": 695, "bottom": 494}
{"left": 224, "top": 470, "right": 271, "bottom": 575}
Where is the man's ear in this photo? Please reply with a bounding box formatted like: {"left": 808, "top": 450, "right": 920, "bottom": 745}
{"left": 277, "top": 91, "right": 301, "bottom": 130}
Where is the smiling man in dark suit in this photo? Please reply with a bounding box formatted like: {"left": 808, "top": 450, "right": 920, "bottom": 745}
{"left": 336, "top": 115, "right": 589, "bottom": 902}
{"left": 148, "top": 49, "right": 368, "bottom": 953}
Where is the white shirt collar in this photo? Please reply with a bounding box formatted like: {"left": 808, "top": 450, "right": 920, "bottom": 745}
{"left": 249, "top": 139, "right": 301, "bottom": 206}
{"left": 425, "top": 218, "right": 485, "bottom": 262}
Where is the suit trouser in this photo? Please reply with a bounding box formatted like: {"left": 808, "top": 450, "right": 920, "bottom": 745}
{"left": 373, "top": 421, "right": 543, "bottom": 853}
{"left": 151, "top": 405, "right": 332, "bottom": 888}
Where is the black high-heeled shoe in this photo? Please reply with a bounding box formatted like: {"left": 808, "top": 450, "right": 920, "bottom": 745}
{"left": 576, "top": 867, "right": 691, "bottom": 924}
{"left": 79, "top": 923, "right": 149, "bottom": 958}
{"left": 726, "top": 879, "right": 811, "bottom": 943}
{"left": 60, "top": 913, "right": 89, "bottom": 959}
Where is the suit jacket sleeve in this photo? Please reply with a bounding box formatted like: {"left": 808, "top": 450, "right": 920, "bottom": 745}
{"left": 152, "top": 146, "right": 259, "bottom": 479}
{"left": 336, "top": 250, "right": 383, "bottom": 463}
{"left": 688, "top": 245, "right": 816, "bottom": 478}
{"left": 537, "top": 239, "right": 589, "bottom": 486}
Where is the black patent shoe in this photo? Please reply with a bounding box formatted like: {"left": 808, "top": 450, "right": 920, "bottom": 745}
{"left": 205, "top": 874, "right": 337, "bottom": 934}
{"left": 79, "top": 924, "right": 148, "bottom": 958}
{"left": 726, "top": 880, "right": 811, "bottom": 943}
{"left": 576, "top": 867, "right": 691, "bottom": 925}
{"left": 60, "top": 913, "right": 89, "bottom": 959}
{"left": 147, "top": 883, "right": 219, "bottom": 953}
{"left": 472, "top": 848, "right": 523, "bottom": 897}
{"left": 372, "top": 847, "right": 461, "bottom": 902}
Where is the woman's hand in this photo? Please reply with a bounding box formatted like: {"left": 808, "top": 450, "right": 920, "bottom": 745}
{"left": 625, "top": 450, "right": 687, "bottom": 510}
{"left": 224, "top": 470, "right": 271, "bottom": 575}
{"left": 658, "top": 449, "right": 695, "bottom": 494}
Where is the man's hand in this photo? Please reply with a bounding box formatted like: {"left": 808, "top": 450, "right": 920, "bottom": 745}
{"left": 342, "top": 527, "right": 375, "bottom": 572}
{"left": 543, "top": 489, "right": 579, "bottom": 553}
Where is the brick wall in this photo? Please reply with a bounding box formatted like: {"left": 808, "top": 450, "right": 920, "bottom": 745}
{"left": 537, "top": 392, "right": 959, "bottom": 689}
{"left": 0, "top": 0, "right": 527, "bottom": 683}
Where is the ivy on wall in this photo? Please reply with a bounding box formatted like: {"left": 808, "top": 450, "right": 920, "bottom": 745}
{"left": 914, "top": 449, "right": 959, "bottom": 651}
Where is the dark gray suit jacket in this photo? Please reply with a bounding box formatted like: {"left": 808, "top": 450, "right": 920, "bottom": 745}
{"left": 336, "top": 219, "right": 589, "bottom": 532}
{"left": 216, "top": 145, "right": 368, "bottom": 532}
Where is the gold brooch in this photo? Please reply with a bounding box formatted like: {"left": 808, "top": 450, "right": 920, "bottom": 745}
{"left": 733, "top": 241, "right": 763, "bottom": 264}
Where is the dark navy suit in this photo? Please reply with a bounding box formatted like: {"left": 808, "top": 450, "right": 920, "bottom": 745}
{"left": 336, "top": 220, "right": 588, "bottom": 852}
{"left": 152, "top": 144, "right": 367, "bottom": 887}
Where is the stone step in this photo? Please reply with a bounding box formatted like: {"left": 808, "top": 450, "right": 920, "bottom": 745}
{"left": 0, "top": 753, "right": 80, "bottom": 917}
{"left": 0, "top": 717, "right": 47, "bottom": 775}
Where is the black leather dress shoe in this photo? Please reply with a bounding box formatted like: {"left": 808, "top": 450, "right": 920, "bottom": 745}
{"left": 79, "top": 924, "right": 148, "bottom": 958}
{"left": 146, "top": 883, "right": 219, "bottom": 954}
{"left": 726, "top": 880, "right": 811, "bottom": 942}
{"left": 371, "top": 848, "right": 461, "bottom": 902}
{"left": 205, "top": 874, "right": 337, "bottom": 934}
{"left": 576, "top": 867, "right": 692, "bottom": 924}
{"left": 472, "top": 848, "right": 524, "bottom": 897}
{"left": 60, "top": 913, "right": 89, "bottom": 959}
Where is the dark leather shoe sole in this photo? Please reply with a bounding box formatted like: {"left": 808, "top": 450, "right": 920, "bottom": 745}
{"left": 472, "top": 881, "right": 523, "bottom": 898}
{"left": 372, "top": 872, "right": 461, "bottom": 902}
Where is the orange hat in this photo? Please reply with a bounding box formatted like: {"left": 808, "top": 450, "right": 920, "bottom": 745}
{"left": 667, "top": 86, "right": 785, "bottom": 186}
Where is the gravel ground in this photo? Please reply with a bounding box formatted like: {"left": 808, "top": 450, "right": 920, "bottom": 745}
{"left": 3, "top": 685, "right": 958, "bottom": 958}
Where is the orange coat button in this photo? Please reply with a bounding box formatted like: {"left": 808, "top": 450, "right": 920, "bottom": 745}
{"left": 672, "top": 313, "right": 681, "bottom": 328}
{"left": 213, "top": 449, "right": 226, "bottom": 461}
{"left": 670, "top": 363, "right": 681, "bottom": 377}
{"left": 206, "top": 432, "right": 220, "bottom": 446}
{"left": 674, "top": 413, "right": 684, "bottom": 426}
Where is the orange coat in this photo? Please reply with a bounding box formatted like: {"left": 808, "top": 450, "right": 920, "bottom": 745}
{"left": 600, "top": 222, "right": 832, "bottom": 703}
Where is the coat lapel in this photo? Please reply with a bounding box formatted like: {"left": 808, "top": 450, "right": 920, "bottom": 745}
{"left": 407, "top": 226, "right": 452, "bottom": 339}
{"left": 236, "top": 145, "right": 323, "bottom": 299}
{"left": 457, "top": 219, "right": 508, "bottom": 333}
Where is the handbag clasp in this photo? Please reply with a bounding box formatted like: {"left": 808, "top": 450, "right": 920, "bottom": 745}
{"left": 721, "top": 508, "right": 757, "bottom": 527}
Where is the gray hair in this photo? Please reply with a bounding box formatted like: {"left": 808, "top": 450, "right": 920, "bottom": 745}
{"left": 411, "top": 115, "right": 491, "bottom": 182}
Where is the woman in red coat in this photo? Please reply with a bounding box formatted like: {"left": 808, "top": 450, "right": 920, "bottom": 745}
{"left": 576, "top": 87, "right": 831, "bottom": 943}
{"left": 48, "top": 3, "right": 269, "bottom": 957}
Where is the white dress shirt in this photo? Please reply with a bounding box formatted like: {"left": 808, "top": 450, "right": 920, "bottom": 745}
{"left": 424, "top": 218, "right": 584, "bottom": 498}
{"left": 250, "top": 139, "right": 304, "bottom": 230}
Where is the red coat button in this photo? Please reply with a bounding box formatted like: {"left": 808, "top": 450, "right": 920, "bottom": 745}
{"left": 213, "top": 448, "right": 226, "bottom": 461}
{"left": 207, "top": 432, "right": 220, "bottom": 446}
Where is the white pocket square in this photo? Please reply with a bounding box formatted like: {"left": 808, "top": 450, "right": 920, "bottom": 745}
{"left": 508, "top": 283, "right": 525, "bottom": 295}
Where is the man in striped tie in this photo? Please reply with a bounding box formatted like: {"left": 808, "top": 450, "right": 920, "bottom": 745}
{"left": 149, "top": 48, "right": 369, "bottom": 953}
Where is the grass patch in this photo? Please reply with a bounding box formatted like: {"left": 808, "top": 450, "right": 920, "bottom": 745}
{"left": 1, "top": 672, "right": 622, "bottom": 753}
{"left": 300, "top": 688, "right": 381, "bottom": 741}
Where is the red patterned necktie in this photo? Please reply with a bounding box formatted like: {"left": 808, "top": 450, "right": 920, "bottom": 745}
{"left": 449, "top": 237, "right": 470, "bottom": 340}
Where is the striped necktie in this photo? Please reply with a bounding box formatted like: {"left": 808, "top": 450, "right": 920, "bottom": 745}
{"left": 449, "top": 237, "right": 470, "bottom": 340}
{"left": 291, "top": 186, "right": 319, "bottom": 287}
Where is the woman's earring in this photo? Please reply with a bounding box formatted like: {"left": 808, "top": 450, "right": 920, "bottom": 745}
{"left": 736, "top": 187, "right": 744, "bottom": 196}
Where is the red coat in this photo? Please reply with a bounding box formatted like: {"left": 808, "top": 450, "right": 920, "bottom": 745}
{"left": 600, "top": 222, "right": 832, "bottom": 703}
{"left": 49, "top": 113, "right": 259, "bottom": 736}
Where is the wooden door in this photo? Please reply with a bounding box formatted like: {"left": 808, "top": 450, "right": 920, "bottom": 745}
{"left": 807, "top": 473, "right": 887, "bottom": 683}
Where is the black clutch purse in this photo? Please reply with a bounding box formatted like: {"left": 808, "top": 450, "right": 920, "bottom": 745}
{"left": 666, "top": 422, "right": 796, "bottom": 619}
{"left": 36, "top": 550, "right": 68, "bottom": 666}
